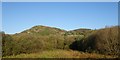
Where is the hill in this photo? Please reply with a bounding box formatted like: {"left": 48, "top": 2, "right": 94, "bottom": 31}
{"left": 2, "top": 25, "right": 120, "bottom": 58}
{"left": 16, "top": 25, "right": 66, "bottom": 36}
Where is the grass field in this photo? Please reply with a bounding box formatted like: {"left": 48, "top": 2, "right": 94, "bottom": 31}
{"left": 3, "top": 50, "right": 115, "bottom": 58}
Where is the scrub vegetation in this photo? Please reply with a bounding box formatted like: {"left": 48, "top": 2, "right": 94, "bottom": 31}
{"left": 1, "top": 25, "right": 120, "bottom": 59}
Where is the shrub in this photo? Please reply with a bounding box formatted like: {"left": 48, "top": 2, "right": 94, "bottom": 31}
{"left": 2, "top": 34, "right": 14, "bottom": 56}
{"left": 81, "top": 26, "right": 120, "bottom": 56}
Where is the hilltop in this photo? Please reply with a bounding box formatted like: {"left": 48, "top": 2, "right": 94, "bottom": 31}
{"left": 14, "top": 25, "right": 66, "bottom": 35}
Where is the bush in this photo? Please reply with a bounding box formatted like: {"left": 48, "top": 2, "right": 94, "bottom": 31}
{"left": 2, "top": 33, "right": 67, "bottom": 56}
{"left": 81, "top": 26, "right": 120, "bottom": 56}
{"left": 2, "top": 34, "right": 14, "bottom": 56}
{"left": 12, "top": 33, "right": 46, "bottom": 54}
{"left": 65, "top": 35, "right": 84, "bottom": 50}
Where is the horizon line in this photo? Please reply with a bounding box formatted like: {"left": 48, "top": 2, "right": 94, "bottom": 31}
{"left": 2, "top": 25, "right": 118, "bottom": 34}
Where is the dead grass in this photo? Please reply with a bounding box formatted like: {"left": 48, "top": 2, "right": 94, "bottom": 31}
{"left": 3, "top": 49, "right": 115, "bottom": 58}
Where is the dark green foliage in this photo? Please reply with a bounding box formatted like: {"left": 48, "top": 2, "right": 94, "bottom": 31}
{"left": 3, "top": 33, "right": 67, "bottom": 56}
{"left": 63, "top": 35, "right": 84, "bottom": 49}
{"left": 2, "top": 34, "right": 14, "bottom": 56}
{"left": 69, "top": 35, "right": 84, "bottom": 50}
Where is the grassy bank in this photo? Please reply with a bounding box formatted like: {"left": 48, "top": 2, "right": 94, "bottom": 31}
{"left": 3, "top": 50, "right": 114, "bottom": 58}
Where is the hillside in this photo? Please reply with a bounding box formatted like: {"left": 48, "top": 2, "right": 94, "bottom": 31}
{"left": 16, "top": 25, "right": 66, "bottom": 36}
{"left": 2, "top": 25, "right": 120, "bottom": 58}
{"left": 70, "top": 28, "right": 92, "bottom": 35}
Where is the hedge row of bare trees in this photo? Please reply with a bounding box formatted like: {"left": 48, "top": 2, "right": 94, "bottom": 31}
{"left": 76, "top": 26, "right": 120, "bottom": 57}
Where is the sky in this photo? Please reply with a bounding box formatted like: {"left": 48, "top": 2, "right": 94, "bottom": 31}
{"left": 0, "top": 2, "right": 2, "bottom": 32}
{"left": 2, "top": 0, "right": 120, "bottom": 2}
{"left": 2, "top": 2, "right": 118, "bottom": 34}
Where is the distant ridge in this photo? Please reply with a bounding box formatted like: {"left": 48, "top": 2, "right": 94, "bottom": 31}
{"left": 10, "top": 25, "right": 92, "bottom": 35}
